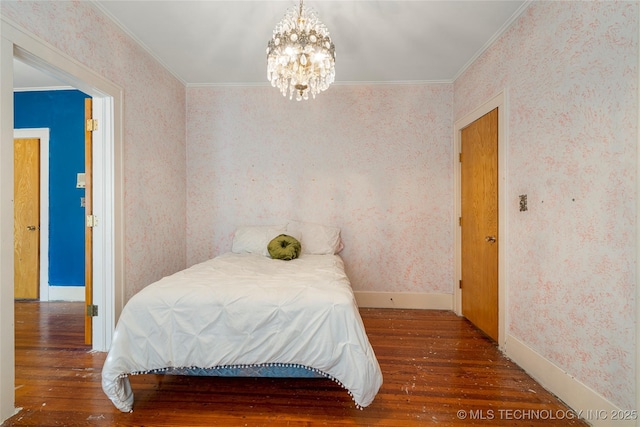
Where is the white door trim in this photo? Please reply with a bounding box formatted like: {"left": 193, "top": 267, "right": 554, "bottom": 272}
{"left": 13, "top": 128, "right": 49, "bottom": 301}
{"left": 453, "top": 90, "right": 508, "bottom": 349}
{"left": 1, "top": 15, "right": 125, "bottom": 422}
{"left": 636, "top": 13, "right": 640, "bottom": 421}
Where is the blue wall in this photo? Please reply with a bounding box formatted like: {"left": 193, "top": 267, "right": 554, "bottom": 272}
{"left": 14, "top": 90, "right": 89, "bottom": 287}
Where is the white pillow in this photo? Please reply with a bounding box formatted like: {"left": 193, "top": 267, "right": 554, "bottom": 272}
{"left": 286, "top": 220, "right": 342, "bottom": 255}
{"left": 231, "top": 225, "right": 286, "bottom": 256}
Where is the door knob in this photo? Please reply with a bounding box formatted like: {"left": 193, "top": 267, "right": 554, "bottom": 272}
{"left": 485, "top": 235, "right": 496, "bottom": 243}
{"left": 26, "top": 225, "right": 37, "bottom": 231}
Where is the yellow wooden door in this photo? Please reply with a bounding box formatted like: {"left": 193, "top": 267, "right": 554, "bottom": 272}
{"left": 461, "top": 108, "right": 499, "bottom": 341}
{"left": 14, "top": 138, "right": 40, "bottom": 300}
{"left": 85, "top": 98, "right": 94, "bottom": 345}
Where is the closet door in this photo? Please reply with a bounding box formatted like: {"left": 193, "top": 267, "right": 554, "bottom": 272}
{"left": 460, "top": 108, "right": 498, "bottom": 341}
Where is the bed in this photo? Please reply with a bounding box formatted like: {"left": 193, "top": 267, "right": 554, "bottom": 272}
{"left": 101, "top": 222, "right": 383, "bottom": 412}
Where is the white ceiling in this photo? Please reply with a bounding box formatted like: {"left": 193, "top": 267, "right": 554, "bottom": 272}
{"left": 14, "top": 0, "right": 528, "bottom": 89}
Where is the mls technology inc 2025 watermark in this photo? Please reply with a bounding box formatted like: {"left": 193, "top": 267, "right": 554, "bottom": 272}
{"left": 456, "top": 408, "right": 638, "bottom": 422}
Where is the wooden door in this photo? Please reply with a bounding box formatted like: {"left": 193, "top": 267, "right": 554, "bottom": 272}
{"left": 460, "top": 108, "right": 498, "bottom": 341}
{"left": 85, "top": 98, "right": 94, "bottom": 345}
{"left": 14, "top": 138, "right": 41, "bottom": 300}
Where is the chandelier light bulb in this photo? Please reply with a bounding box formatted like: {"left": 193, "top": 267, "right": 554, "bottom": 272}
{"left": 267, "top": 0, "right": 336, "bottom": 101}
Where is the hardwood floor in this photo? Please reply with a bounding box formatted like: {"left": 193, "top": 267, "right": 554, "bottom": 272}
{"left": 3, "top": 301, "right": 588, "bottom": 426}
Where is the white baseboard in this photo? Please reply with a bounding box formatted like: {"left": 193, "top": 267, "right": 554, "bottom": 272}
{"left": 354, "top": 291, "right": 453, "bottom": 310}
{"left": 505, "top": 334, "right": 634, "bottom": 427}
{"left": 47, "top": 286, "right": 85, "bottom": 302}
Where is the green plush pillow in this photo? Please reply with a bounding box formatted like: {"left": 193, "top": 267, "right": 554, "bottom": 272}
{"left": 268, "top": 234, "right": 301, "bottom": 260}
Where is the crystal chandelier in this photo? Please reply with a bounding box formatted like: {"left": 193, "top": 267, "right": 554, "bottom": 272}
{"left": 266, "top": 0, "right": 336, "bottom": 101}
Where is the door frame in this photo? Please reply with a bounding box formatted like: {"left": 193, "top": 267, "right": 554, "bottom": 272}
{"left": 453, "top": 91, "right": 508, "bottom": 349}
{"left": 13, "top": 128, "right": 49, "bottom": 301}
{"left": 1, "top": 16, "right": 125, "bottom": 422}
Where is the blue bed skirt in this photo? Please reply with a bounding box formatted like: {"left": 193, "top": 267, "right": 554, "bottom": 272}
{"left": 155, "top": 364, "right": 325, "bottom": 378}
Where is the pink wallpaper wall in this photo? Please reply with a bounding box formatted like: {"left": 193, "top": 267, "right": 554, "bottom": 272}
{"left": 455, "top": 2, "right": 637, "bottom": 409}
{"left": 186, "top": 84, "right": 454, "bottom": 293}
{"left": 5, "top": 0, "right": 635, "bottom": 412}
{"left": 2, "top": 1, "right": 188, "bottom": 299}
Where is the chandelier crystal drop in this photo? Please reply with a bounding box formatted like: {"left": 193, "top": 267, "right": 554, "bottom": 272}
{"left": 266, "top": 0, "right": 336, "bottom": 101}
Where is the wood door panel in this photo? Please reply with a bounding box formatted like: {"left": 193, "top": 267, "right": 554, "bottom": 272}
{"left": 461, "top": 108, "right": 498, "bottom": 341}
{"left": 14, "top": 138, "right": 40, "bottom": 300}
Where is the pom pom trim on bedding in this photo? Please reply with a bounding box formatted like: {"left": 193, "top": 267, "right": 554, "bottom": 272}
{"left": 121, "top": 362, "right": 365, "bottom": 410}
{"left": 101, "top": 252, "right": 383, "bottom": 412}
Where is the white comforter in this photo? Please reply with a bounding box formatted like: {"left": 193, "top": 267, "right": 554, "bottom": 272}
{"left": 102, "top": 252, "right": 383, "bottom": 412}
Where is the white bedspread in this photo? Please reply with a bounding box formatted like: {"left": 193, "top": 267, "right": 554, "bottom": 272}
{"left": 102, "top": 252, "right": 383, "bottom": 411}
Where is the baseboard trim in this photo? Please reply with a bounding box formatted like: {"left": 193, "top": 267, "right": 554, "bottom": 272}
{"left": 47, "top": 286, "right": 84, "bottom": 302}
{"left": 505, "top": 334, "right": 633, "bottom": 427}
{"left": 354, "top": 291, "right": 453, "bottom": 310}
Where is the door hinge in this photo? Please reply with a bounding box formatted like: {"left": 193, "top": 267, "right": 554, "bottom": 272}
{"left": 86, "top": 119, "right": 98, "bottom": 132}
{"left": 459, "top": 152, "right": 462, "bottom": 162}
{"left": 459, "top": 216, "right": 462, "bottom": 226}
{"left": 87, "top": 304, "right": 98, "bottom": 317}
{"left": 86, "top": 214, "right": 98, "bottom": 228}
{"left": 459, "top": 280, "right": 462, "bottom": 289}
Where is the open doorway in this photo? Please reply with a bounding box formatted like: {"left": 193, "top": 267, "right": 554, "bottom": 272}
{"left": 13, "top": 85, "right": 89, "bottom": 304}
{"left": 13, "top": 55, "right": 111, "bottom": 349}
{"left": 1, "top": 17, "right": 124, "bottom": 422}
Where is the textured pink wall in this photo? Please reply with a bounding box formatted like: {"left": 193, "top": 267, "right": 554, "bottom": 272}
{"left": 186, "top": 84, "right": 454, "bottom": 293}
{"left": 2, "top": 1, "right": 187, "bottom": 299}
{"left": 455, "top": 2, "right": 637, "bottom": 409}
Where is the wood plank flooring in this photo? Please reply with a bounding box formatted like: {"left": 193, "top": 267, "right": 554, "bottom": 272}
{"left": 3, "top": 301, "right": 588, "bottom": 426}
